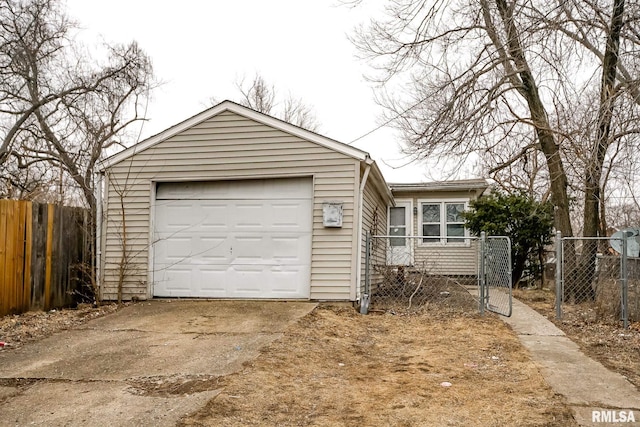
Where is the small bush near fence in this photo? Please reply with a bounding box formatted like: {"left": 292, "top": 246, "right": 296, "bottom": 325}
{"left": 0, "top": 200, "right": 91, "bottom": 317}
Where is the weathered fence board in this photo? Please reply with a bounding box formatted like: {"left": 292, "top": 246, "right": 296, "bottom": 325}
{"left": 0, "top": 200, "right": 31, "bottom": 316}
{"left": 0, "top": 200, "right": 90, "bottom": 317}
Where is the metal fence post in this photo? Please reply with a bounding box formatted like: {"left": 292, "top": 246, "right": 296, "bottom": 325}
{"left": 360, "top": 230, "right": 371, "bottom": 315}
{"left": 621, "top": 231, "right": 629, "bottom": 329}
{"left": 479, "top": 231, "right": 486, "bottom": 315}
{"left": 505, "top": 236, "right": 513, "bottom": 317}
{"left": 555, "top": 231, "right": 562, "bottom": 320}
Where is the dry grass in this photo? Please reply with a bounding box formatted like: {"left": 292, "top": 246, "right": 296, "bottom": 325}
{"left": 513, "top": 288, "right": 640, "bottom": 389}
{"left": 180, "top": 305, "right": 574, "bottom": 427}
{"left": 0, "top": 303, "right": 122, "bottom": 349}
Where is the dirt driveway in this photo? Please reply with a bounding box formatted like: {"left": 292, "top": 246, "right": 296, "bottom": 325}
{"left": 0, "top": 300, "right": 316, "bottom": 426}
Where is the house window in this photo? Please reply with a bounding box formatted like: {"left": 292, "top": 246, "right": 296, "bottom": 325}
{"left": 445, "top": 203, "right": 465, "bottom": 243}
{"left": 419, "top": 200, "right": 468, "bottom": 244}
{"left": 421, "top": 203, "right": 441, "bottom": 243}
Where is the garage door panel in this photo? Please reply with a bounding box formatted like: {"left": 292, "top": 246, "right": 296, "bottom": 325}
{"left": 155, "top": 236, "right": 231, "bottom": 264}
{"left": 266, "top": 201, "right": 313, "bottom": 231}
{"left": 199, "top": 268, "right": 227, "bottom": 295}
{"left": 157, "top": 269, "right": 193, "bottom": 294}
{"left": 229, "top": 235, "right": 310, "bottom": 265}
{"left": 156, "top": 203, "right": 199, "bottom": 228}
{"left": 161, "top": 237, "right": 194, "bottom": 260}
{"left": 200, "top": 203, "right": 228, "bottom": 229}
{"left": 198, "top": 237, "right": 227, "bottom": 261}
{"left": 234, "top": 203, "right": 264, "bottom": 228}
{"left": 230, "top": 269, "right": 264, "bottom": 296}
{"left": 153, "top": 178, "right": 312, "bottom": 298}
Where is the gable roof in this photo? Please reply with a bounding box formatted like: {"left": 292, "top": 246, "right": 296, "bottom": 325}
{"left": 98, "top": 100, "right": 370, "bottom": 171}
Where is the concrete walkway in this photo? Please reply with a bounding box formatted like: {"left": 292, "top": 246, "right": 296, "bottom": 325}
{"left": 502, "top": 299, "right": 640, "bottom": 426}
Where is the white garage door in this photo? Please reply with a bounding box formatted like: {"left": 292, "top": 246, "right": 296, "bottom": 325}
{"left": 153, "top": 178, "right": 312, "bottom": 298}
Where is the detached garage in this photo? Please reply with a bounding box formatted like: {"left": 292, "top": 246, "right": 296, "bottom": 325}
{"left": 97, "top": 101, "right": 392, "bottom": 302}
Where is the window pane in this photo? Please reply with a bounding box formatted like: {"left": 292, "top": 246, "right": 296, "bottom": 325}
{"left": 422, "top": 224, "right": 440, "bottom": 243}
{"left": 390, "top": 227, "right": 406, "bottom": 237}
{"left": 446, "top": 224, "right": 465, "bottom": 242}
{"left": 390, "top": 237, "right": 406, "bottom": 247}
{"left": 389, "top": 207, "right": 406, "bottom": 226}
{"left": 422, "top": 204, "right": 440, "bottom": 222}
{"left": 390, "top": 226, "right": 406, "bottom": 247}
{"left": 423, "top": 224, "right": 439, "bottom": 236}
{"left": 446, "top": 203, "right": 465, "bottom": 222}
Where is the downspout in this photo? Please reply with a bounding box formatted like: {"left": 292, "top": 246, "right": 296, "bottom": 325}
{"left": 95, "top": 172, "right": 103, "bottom": 302}
{"left": 355, "top": 160, "right": 371, "bottom": 302}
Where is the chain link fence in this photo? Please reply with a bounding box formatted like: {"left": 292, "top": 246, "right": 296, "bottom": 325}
{"left": 556, "top": 233, "right": 640, "bottom": 328}
{"left": 361, "top": 233, "right": 512, "bottom": 316}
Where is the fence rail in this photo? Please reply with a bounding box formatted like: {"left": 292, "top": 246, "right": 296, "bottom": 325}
{"left": 0, "top": 200, "right": 91, "bottom": 317}
{"left": 362, "top": 232, "right": 512, "bottom": 316}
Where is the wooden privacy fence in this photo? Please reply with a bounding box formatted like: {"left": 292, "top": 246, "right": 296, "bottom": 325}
{"left": 0, "top": 200, "right": 91, "bottom": 317}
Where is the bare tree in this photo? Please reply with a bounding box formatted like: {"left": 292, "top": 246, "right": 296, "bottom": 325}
{"left": 0, "top": 0, "right": 154, "bottom": 304}
{"left": 232, "top": 74, "right": 320, "bottom": 132}
{"left": 351, "top": 0, "right": 640, "bottom": 244}
{"left": 236, "top": 74, "right": 276, "bottom": 115}
{"left": 0, "top": 0, "right": 154, "bottom": 216}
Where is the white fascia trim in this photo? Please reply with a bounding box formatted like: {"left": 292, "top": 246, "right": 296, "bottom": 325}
{"left": 355, "top": 164, "right": 371, "bottom": 301}
{"left": 98, "top": 100, "right": 369, "bottom": 171}
{"left": 366, "top": 158, "right": 394, "bottom": 206}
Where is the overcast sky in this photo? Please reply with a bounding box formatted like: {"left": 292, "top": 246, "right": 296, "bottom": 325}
{"left": 64, "top": 0, "right": 470, "bottom": 183}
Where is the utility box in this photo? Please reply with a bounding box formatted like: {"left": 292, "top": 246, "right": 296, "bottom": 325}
{"left": 322, "top": 201, "right": 343, "bottom": 228}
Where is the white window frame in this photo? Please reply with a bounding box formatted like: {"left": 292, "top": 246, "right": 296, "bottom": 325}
{"left": 417, "top": 198, "right": 470, "bottom": 246}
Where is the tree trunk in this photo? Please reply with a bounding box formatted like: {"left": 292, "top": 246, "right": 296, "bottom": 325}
{"left": 538, "top": 246, "right": 545, "bottom": 289}
{"left": 494, "top": 0, "right": 573, "bottom": 238}
{"left": 584, "top": 0, "right": 624, "bottom": 239}
{"left": 578, "top": 0, "right": 625, "bottom": 303}
{"left": 512, "top": 252, "right": 528, "bottom": 287}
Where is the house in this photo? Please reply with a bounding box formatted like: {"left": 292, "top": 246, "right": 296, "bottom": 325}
{"left": 96, "top": 100, "right": 488, "bottom": 302}
{"left": 387, "top": 180, "right": 489, "bottom": 275}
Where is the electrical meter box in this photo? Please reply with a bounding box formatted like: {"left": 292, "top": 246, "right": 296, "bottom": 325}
{"left": 322, "top": 202, "right": 343, "bottom": 228}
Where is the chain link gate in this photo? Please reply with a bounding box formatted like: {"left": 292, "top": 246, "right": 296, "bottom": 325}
{"left": 479, "top": 234, "right": 512, "bottom": 317}
{"left": 361, "top": 232, "right": 512, "bottom": 316}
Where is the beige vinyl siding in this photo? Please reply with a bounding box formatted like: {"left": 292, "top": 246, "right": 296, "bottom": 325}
{"left": 360, "top": 175, "right": 388, "bottom": 296}
{"left": 395, "top": 190, "right": 480, "bottom": 277}
{"left": 101, "top": 111, "right": 358, "bottom": 301}
{"left": 413, "top": 242, "right": 479, "bottom": 276}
